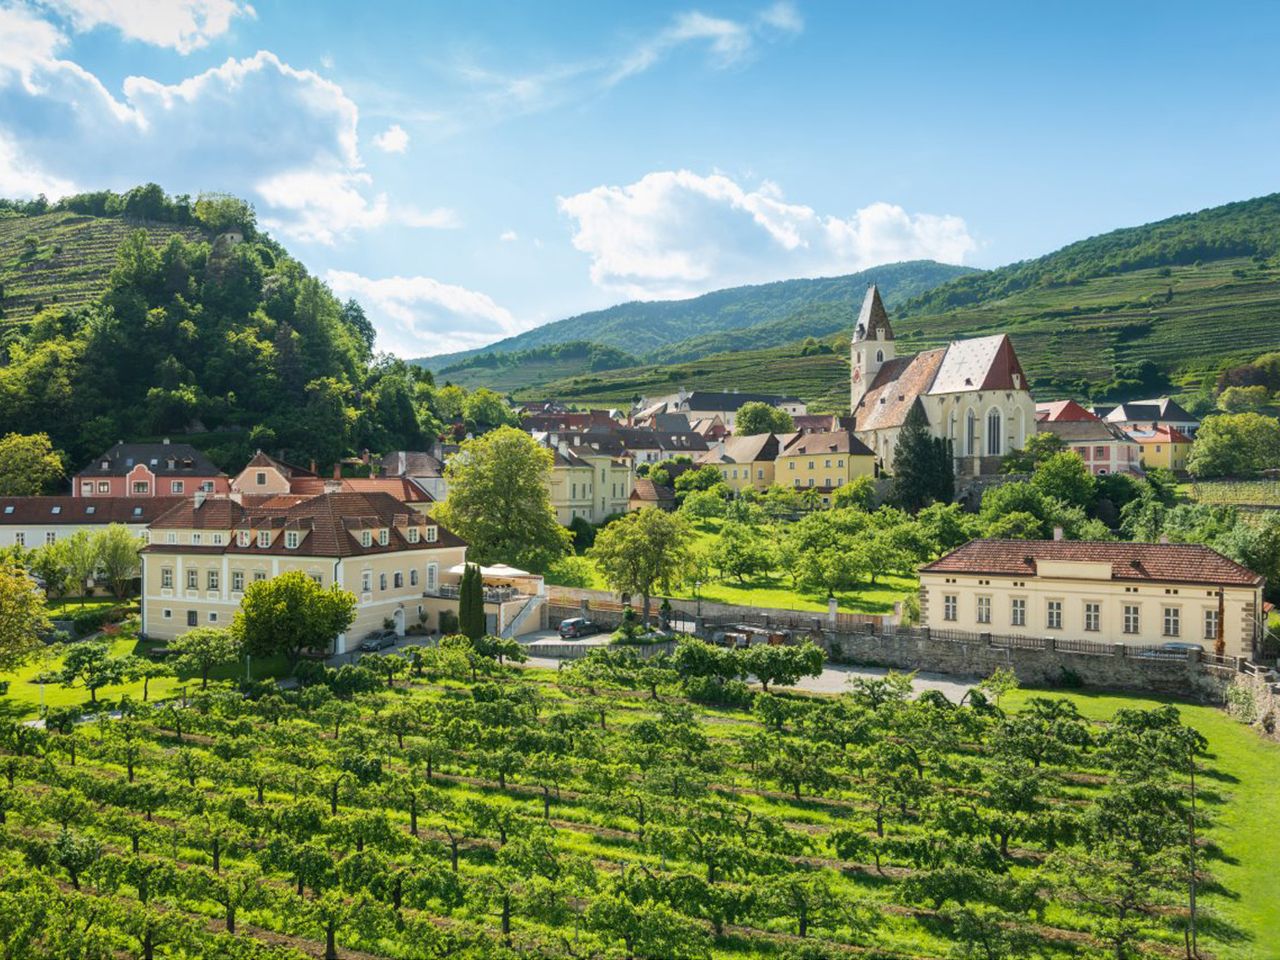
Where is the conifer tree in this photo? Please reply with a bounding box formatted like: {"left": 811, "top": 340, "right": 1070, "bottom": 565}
{"left": 457, "top": 563, "right": 486, "bottom": 640}
{"left": 889, "top": 403, "right": 954, "bottom": 512}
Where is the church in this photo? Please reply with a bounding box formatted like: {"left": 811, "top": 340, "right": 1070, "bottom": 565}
{"left": 849, "top": 285, "right": 1036, "bottom": 475}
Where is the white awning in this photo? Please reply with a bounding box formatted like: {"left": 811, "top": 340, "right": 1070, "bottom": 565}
{"left": 446, "top": 563, "right": 533, "bottom": 578}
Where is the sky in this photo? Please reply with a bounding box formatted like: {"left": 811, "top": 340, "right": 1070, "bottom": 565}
{"left": 1, "top": 1, "right": 1278, "bottom": 358}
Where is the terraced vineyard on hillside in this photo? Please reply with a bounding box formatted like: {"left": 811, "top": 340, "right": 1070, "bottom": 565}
{"left": 0, "top": 211, "right": 203, "bottom": 326}
{"left": 0, "top": 639, "right": 1271, "bottom": 959}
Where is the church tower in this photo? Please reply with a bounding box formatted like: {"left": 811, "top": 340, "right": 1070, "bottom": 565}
{"left": 850, "top": 284, "right": 895, "bottom": 411}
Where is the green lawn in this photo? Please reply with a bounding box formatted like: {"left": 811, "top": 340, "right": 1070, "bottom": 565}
{"left": 44, "top": 596, "right": 122, "bottom": 615}
{"left": 1004, "top": 688, "right": 1280, "bottom": 958}
{"left": 0, "top": 635, "right": 293, "bottom": 719}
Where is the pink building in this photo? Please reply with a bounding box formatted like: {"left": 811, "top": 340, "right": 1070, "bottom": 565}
{"left": 74, "top": 440, "right": 230, "bottom": 498}
{"left": 1036, "top": 400, "right": 1142, "bottom": 476}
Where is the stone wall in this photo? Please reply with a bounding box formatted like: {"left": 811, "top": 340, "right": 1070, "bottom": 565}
{"left": 1225, "top": 670, "right": 1280, "bottom": 740}
{"left": 822, "top": 628, "right": 1237, "bottom": 702}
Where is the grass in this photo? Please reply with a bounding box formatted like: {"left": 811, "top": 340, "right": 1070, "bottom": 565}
{"left": 44, "top": 596, "right": 122, "bottom": 616}
{"left": 1004, "top": 687, "right": 1280, "bottom": 958}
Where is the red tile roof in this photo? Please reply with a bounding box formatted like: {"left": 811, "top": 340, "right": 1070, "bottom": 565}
{"left": 0, "top": 496, "right": 184, "bottom": 525}
{"left": 1036, "top": 399, "right": 1099, "bottom": 423}
{"left": 1130, "top": 425, "right": 1193, "bottom": 445}
{"left": 921, "top": 539, "right": 1262, "bottom": 587}
{"left": 780, "top": 430, "right": 875, "bottom": 458}
{"left": 630, "top": 478, "right": 676, "bottom": 504}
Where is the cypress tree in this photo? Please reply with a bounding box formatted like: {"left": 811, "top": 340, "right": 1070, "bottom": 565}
{"left": 458, "top": 563, "right": 486, "bottom": 640}
{"left": 890, "top": 402, "right": 953, "bottom": 512}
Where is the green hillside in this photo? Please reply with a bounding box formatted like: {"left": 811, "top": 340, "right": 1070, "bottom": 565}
{"left": 528, "top": 195, "right": 1280, "bottom": 411}
{"left": 0, "top": 211, "right": 203, "bottom": 325}
{"left": 436, "top": 340, "right": 638, "bottom": 391}
{"left": 418, "top": 259, "right": 974, "bottom": 370}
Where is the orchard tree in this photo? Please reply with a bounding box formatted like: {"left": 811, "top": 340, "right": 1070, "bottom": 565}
{"left": 94, "top": 524, "right": 144, "bottom": 598}
{"left": 742, "top": 641, "right": 824, "bottom": 693}
{"left": 170, "top": 626, "right": 241, "bottom": 688}
{"left": 0, "top": 432, "right": 63, "bottom": 495}
{"left": 590, "top": 508, "right": 693, "bottom": 625}
{"left": 434, "top": 426, "right": 571, "bottom": 569}
{"left": 232, "top": 570, "right": 355, "bottom": 662}
{"left": 0, "top": 564, "right": 51, "bottom": 670}
{"left": 734, "top": 401, "right": 794, "bottom": 435}
{"left": 1031, "top": 451, "right": 1096, "bottom": 509}
{"left": 710, "top": 521, "right": 773, "bottom": 583}
{"left": 59, "top": 641, "right": 127, "bottom": 704}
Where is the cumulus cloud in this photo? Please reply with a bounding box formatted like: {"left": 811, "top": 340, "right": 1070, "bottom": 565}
{"left": 499, "top": 229, "right": 518, "bottom": 242}
{"left": 372, "top": 123, "right": 409, "bottom": 154}
{"left": 0, "top": 11, "right": 450, "bottom": 245}
{"left": 41, "top": 0, "right": 254, "bottom": 53}
{"left": 325, "top": 269, "right": 530, "bottom": 357}
{"left": 558, "top": 170, "right": 976, "bottom": 299}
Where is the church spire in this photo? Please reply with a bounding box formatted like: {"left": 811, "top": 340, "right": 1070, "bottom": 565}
{"left": 853, "top": 284, "right": 893, "bottom": 342}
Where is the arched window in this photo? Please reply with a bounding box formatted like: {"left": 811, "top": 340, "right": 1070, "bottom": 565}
{"left": 966, "top": 410, "right": 977, "bottom": 456}
{"left": 875, "top": 349, "right": 884, "bottom": 363}
{"left": 986, "top": 409, "right": 1002, "bottom": 457}
{"left": 949, "top": 412, "right": 957, "bottom": 439}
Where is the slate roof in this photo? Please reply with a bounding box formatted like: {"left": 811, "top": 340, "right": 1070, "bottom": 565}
{"left": 0, "top": 496, "right": 183, "bottom": 525}
{"left": 921, "top": 539, "right": 1262, "bottom": 587}
{"left": 779, "top": 430, "right": 875, "bottom": 458}
{"left": 380, "top": 451, "right": 446, "bottom": 478}
{"left": 1037, "top": 419, "right": 1138, "bottom": 445}
{"left": 853, "top": 285, "right": 893, "bottom": 341}
{"left": 1104, "top": 398, "right": 1199, "bottom": 426}
{"left": 144, "top": 492, "right": 464, "bottom": 558}
{"left": 698, "top": 433, "right": 783, "bottom": 464}
{"left": 78, "top": 442, "right": 226, "bottom": 478}
{"left": 682, "top": 391, "right": 802, "bottom": 412}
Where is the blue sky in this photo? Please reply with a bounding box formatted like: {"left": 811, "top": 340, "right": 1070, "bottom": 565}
{"left": 1, "top": 1, "right": 1277, "bottom": 357}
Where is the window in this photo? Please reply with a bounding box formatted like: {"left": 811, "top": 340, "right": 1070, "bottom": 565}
{"left": 757, "top": 468, "right": 764, "bottom": 479}
{"left": 966, "top": 410, "right": 977, "bottom": 456}
{"left": 425, "top": 526, "right": 438, "bottom": 543}
{"left": 85, "top": 506, "right": 96, "bottom": 516}
{"left": 407, "top": 527, "right": 420, "bottom": 544}
{"left": 310, "top": 574, "right": 323, "bottom": 586}
{"left": 257, "top": 530, "right": 270, "bottom": 548}
{"left": 98, "top": 481, "right": 110, "bottom": 493}
{"left": 1163, "top": 606, "right": 1180, "bottom": 637}
{"left": 171, "top": 481, "right": 184, "bottom": 494}
{"left": 13, "top": 533, "right": 23, "bottom": 547}
{"left": 986, "top": 410, "right": 1002, "bottom": 457}
{"left": 161, "top": 568, "right": 173, "bottom": 589}
{"left": 379, "top": 573, "right": 387, "bottom": 591}
{"left": 1047, "top": 600, "right": 1063, "bottom": 630}
{"left": 187, "top": 610, "right": 198, "bottom": 627}
{"left": 378, "top": 529, "right": 389, "bottom": 546}
{"left": 191, "top": 533, "right": 201, "bottom": 545}
{"left": 1094, "top": 446, "right": 1106, "bottom": 459}
{"left": 232, "top": 571, "right": 244, "bottom": 592}
{"left": 209, "top": 612, "right": 218, "bottom": 622}
{"left": 410, "top": 569, "right": 419, "bottom": 586}
{"left": 1084, "top": 602, "right": 1101, "bottom": 632}
{"left": 1204, "top": 608, "right": 1219, "bottom": 641}
{"left": 45, "top": 532, "right": 56, "bottom": 545}
{"left": 253, "top": 571, "right": 266, "bottom": 582}
{"left": 132, "top": 481, "right": 149, "bottom": 494}
{"left": 256, "top": 471, "right": 267, "bottom": 486}
{"left": 1011, "top": 597, "right": 1026, "bottom": 627}
{"left": 943, "top": 594, "right": 957, "bottom": 621}
{"left": 361, "top": 571, "right": 372, "bottom": 593}
{"left": 789, "top": 461, "right": 796, "bottom": 470}
{"left": 237, "top": 530, "right": 250, "bottom": 547}
{"left": 166, "top": 532, "right": 177, "bottom": 544}
{"left": 50, "top": 506, "right": 61, "bottom": 515}
{"left": 285, "top": 531, "right": 300, "bottom": 549}
{"left": 162, "top": 609, "right": 172, "bottom": 620}
{"left": 81, "top": 481, "right": 93, "bottom": 495}
{"left": 187, "top": 569, "right": 198, "bottom": 589}
{"left": 426, "top": 563, "right": 438, "bottom": 593}
{"left": 207, "top": 570, "right": 219, "bottom": 590}
{"left": 976, "top": 596, "right": 991, "bottom": 624}
{"left": 393, "top": 571, "right": 404, "bottom": 588}
{"left": 360, "top": 530, "right": 372, "bottom": 547}
{"left": 1, "top": 506, "right": 10, "bottom": 514}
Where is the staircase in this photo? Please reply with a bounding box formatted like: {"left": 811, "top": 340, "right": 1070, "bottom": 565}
{"left": 502, "top": 595, "right": 545, "bottom": 639}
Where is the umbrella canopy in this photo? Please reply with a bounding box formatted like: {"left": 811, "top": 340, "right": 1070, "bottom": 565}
{"left": 446, "top": 563, "right": 533, "bottom": 578}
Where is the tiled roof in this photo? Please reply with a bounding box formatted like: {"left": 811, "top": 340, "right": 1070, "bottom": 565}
{"left": 77, "top": 442, "right": 226, "bottom": 478}
{"left": 1038, "top": 419, "right": 1138, "bottom": 444}
{"left": 0, "top": 496, "right": 183, "bottom": 525}
{"left": 698, "top": 432, "right": 782, "bottom": 464}
{"left": 1036, "top": 399, "right": 1098, "bottom": 423}
{"left": 855, "top": 349, "right": 945, "bottom": 432}
{"left": 144, "top": 492, "right": 463, "bottom": 558}
{"left": 921, "top": 539, "right": 1262, "bottom": 587}
{"left": 1130, "top": 425, "right": 1193, "bottom": 445}
{"left": 380, "top": 451, "right": 446, "bottom": 478}
{"left": 779, "top": 430, "right": 875, "bottom": 457}
{"left": 242, "top": 451, "right": 317, "bottom": 478}
{"left": 630, "top": 478, "right": 676, "bottom": 503}
{"left": 930, "top": 334, "right": 1026, "bottom": 394}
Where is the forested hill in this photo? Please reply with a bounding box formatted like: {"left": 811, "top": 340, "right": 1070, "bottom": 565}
{"left": 902, "top": 192, "right": 1280, "bottom": 314}
{"left": 0, "top": 185, "right": 438, "bottom": 470}
{"left": 418, "top": 259, "right": 976, "bottom": 370}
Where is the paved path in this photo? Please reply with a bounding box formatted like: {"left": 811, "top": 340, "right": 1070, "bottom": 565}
{"left": 516, "top": 630, "right": 976, "bottom": 702}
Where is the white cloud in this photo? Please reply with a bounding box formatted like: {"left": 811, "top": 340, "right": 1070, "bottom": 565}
{"left": 372, "top": 123, "right": 409, "bottom": 154}
{"left": 0, "top": 130, "right": 76, "bottom": 197}
{"left": 756, "top": 1, "right": 803, "bottom": 34}
{"left": 42, "top": 0, "right": 254, "bottom": 54}
{"left": 325, "top": 269, "right": 529, "bottom": 357}
{"left": 558, "top": 170, "right": 976, "bottom": 299}
{"left": 0, "top": 14, "right": 451, "bottom": 244}
{"left": 499, "top": 229, "right": 518, "bottom": 242}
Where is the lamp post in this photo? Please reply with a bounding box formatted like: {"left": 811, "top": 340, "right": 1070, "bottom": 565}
{"left": 695, "top": 580, "right": 702, "bottom": 620}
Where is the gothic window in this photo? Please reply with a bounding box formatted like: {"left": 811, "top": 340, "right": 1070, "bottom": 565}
{"left": 986, "top": 409, "right": 1002, "bottom": 457}
{"left": 875, "top": 349, "right": 884, "bottom": 363}
{"left": 966, "top": 410, "right": 977, "bottom": 456}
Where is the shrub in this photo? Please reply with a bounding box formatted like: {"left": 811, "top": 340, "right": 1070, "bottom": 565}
{"left": 438, "top": 609, "right": 459, "bottom": 635}
{"left": 71, "top": 609, "right": 112, "bottom": 638}
{"left": 683, "top": 675, "right": 753, "bottom": 707}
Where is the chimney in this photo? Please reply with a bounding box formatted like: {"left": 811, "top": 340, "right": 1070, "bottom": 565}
{"left": 1159, "top": 534, "right": 1169, "bottom": 545}
{"left": 194, "top": 492, "right": 206, "bottom": 508}
{"left": 324, "top": 479, "right": 343, "bottom": 494}
{"left": 162, "top": 437, "right": 170, "bottom": 445}
{"left": 1052, "top": 526, "right": 1064, "bottom": 541}
{"left": 309, "top": 458, "right": 317, "bottom": 474}
{"left": 361, "top": 448, "right": 370, "bottom": 465}
{"left": 333, "top": 463, "right": 341, "bottom": 480}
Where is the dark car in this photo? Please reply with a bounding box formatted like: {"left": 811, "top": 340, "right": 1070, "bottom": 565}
{"left": 558, "top": 617, "right": 601, "bottom": 639}
{"left": 359, "top": 630, "right": 399, "bottom": 652}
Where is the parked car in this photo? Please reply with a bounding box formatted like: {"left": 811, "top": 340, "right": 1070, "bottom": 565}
{"left": 558, "top": 617, "right": 601, "bottom": 640}
{"left": 359, "top": 630, "right": 398, "bottom": 652}
{"left": 1135, "top": 641, "right": 1204, "bottom": 659}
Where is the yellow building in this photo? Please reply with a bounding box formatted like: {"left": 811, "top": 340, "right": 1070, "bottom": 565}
{"left": 1130, "top": 425, "right": 1193, "bottom": 473}
{"left": 775, "top": 430, "right": 877, "bottom": 505}
{"left": 548, "top": 444, "right": 632, "bottom": 524}
{"left": 140, "top": 491, "right": 543, "bottom": 651}
{"left": 919, "top": 539, "right": 1264, "bottom": 658}
{"left": 697, "top": 433, "right": 784, "bottom": 493}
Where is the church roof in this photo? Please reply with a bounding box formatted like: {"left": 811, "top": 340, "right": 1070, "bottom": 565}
{"left": 853, "top": 285, "right": 893, "bottom": 342}
{"left": 855, "top": 350, "right": 946, "bottom": 432}
{"left": 930, "top": 334, "right": 1026, "bottom": 394}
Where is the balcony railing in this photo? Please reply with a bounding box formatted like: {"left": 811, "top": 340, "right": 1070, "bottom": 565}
{"left": 429, "top": 584, "right": 522, "bottom": 603}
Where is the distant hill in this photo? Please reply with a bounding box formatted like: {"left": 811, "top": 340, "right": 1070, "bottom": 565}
{"left": 436, "top": 340, "right": 639, "bottom": 392}
{"left": 417, "top": 260, "right": 975, "bottom": 371}
{"left": 531, "top": 194, "right": 1280, "bottom": 411}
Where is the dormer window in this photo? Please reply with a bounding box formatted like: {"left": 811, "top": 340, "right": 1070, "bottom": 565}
{"left": 238, "top": 531, "right": 250, "bottom": 547}
{"left": 2, "top": 506, "right": 11, "bottom": 515}
{"left": 285, "top": 531, "right": 300, "bottom": 549}
{"left": 132, "top": 506, "right": 142, "bottom": 516}
{"left": 257, "top": 530, "right": 270, "bottom": 548}
{"left": 50, "top": 506, "right": 61, "bottom": 515}
{"left": 101, "top": 460, "right": 110, "bottom": 470}
{"left": 407, "top": 527, "right": 420, "bottom": 544}
{"left": 85, "top": 506, "right": 95, "bottom": 515}
{"left": 191, "top": 533, "right": 201, "bottom": 545}
{"left": 426, "top": 526, "right": 438, "bottom": 543}
{"left": 378, "top": 529, "right": 389, "bottom": 546}
{"left": 360, "top": 530, "right": 372, "bottom": 547}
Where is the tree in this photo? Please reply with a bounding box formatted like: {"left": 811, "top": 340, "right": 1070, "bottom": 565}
{"left": 710, "top": 521, "right": 773, "bottom": 583}
{"left": 232, "top": 570, "right": 356, "bottom": 662}
{"left": 169, "top": 627, "right": 241, "bottom": 688}
{"left": 462, "top": 388, "right": 516, "bottom": 430}
{"left": 434, "top": 426, "right": 571, "bottom": 570}
{"left": 590, "top": 508, "right": 693, "bottom": 625}
{"left": 831, "top": 474, "right": 877, "bottom": 510}
{"left": 0, "top": 433, "right": 63, "bottom": 495}
{"left": 890, "top": 404, "right": 954, "bottom": 512}
{"left": 742, "top": 642, "right": 824, "bottom": 692}
{"left": 1031, "top": 451, "right": 1096, "bottom": 508}
{"left": 61, "top": 532, "right": 99, "bottom": 605}
{"left": 673, "top": 465, "right": 726, "bottom": 498}
{"left": 0, "top": 566, "right": 51, "bottom": 671}
{"left": 457, "top": 563, "right": 486, "bottom": 640}
{"left": 93, "top": 524, "right": 144, "bottom": 598}
{"left": 1187, "top": 412, "right": 1280, "bottom": 478}
{"left": 1001, "top": 431, "right": 1065, "bottom": 473}
{"left": 735, "top": 401, "right": 793, "bottom": 435}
